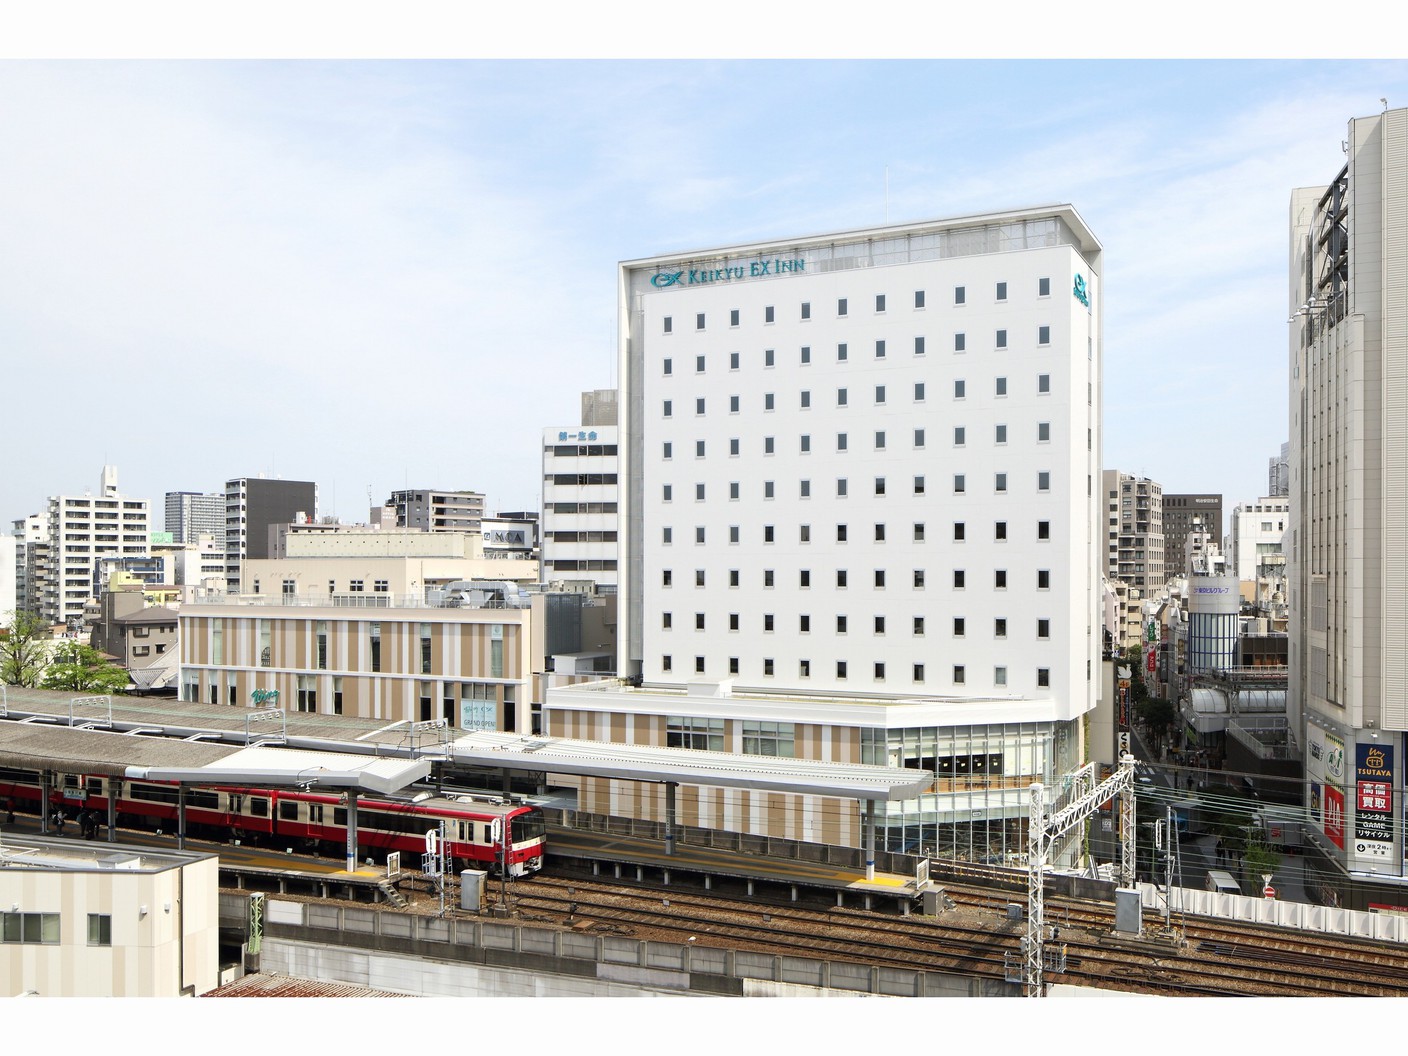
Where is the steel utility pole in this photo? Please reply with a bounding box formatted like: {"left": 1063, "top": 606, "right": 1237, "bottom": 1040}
{"left": 1025, "top": 754, "right": 1137, "bottom": 997}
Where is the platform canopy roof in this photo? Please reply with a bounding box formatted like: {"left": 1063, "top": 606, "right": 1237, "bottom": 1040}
{"left": 0, "top": 724, "right": 429, "bottom": 796}
{"left": 446, "top": 731, "right": 931, "bottom": 801}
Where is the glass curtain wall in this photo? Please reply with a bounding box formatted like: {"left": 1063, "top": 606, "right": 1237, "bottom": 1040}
{"left": 861, "top": 718, "right": 1083, "bottom": 862}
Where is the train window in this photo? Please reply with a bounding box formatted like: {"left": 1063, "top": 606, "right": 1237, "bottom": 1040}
{"left": 249, "top": 798, "right": 268, "bottom": 817}
{"left": 334, "top": 808, "right": 347, "bottom": 827}
{"left": 484, "top": 824, "right": 493, "bottom": 844}
{"left": 510, "top": 809, "right": 546, "bottom": 845}
{"left": 279, "top": 802, "right": 299, "bottom": 821}
{"left": 86, "top": 777, "right": 103, "bottom": 796}
{"left": 130, "top": 783, "right": 178, "bottom": 805}
{"left": 362, "top": 809, "right": 427, "bottom": 837}
{"left": 309, "top": 804, "right": 324, "bottom": 824}
{"left": 189, "top": 789, "right": 219, "bottom": 810}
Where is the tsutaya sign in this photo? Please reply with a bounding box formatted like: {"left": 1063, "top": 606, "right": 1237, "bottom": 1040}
{"left": 651, "top": 257, "right": 806, "bottom": 288}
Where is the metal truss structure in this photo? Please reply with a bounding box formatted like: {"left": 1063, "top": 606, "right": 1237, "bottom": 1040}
{"left": 1025, "top": 754, "right": 1137, "bottom": 997}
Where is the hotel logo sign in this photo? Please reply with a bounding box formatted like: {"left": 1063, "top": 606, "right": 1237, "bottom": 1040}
{"left": 652, "top": 257, "right": 806, "bottom": 288}
{"left": 1073, "top": 273, "right": 1090, "bottom": 307}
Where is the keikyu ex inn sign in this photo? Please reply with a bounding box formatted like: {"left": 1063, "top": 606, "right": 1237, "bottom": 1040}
{"left": 651, "top": 257, "right": 806, "bottom": 288}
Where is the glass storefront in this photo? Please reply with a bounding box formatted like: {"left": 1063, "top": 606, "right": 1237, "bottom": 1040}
{"left": 862, "top": 718, "right": 1082, "bottom": 862}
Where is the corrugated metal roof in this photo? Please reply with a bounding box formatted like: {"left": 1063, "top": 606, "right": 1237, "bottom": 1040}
{"left": 203, "top": 972, "right": 409, "bottom": 998}
{"left": 0, "top": 723, "right": 241, "bottom": 776}
{"left": 0, "top": 686, "right": 398, "bottom": 740}
{"left": 0, "top": 724, "right": 429, "bottom": 793}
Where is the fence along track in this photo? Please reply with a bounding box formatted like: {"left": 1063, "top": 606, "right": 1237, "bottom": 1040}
{"left": 512, "top": 872, "right": 1408, "bottom": 996}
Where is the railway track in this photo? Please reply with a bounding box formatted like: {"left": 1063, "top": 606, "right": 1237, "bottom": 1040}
{"left": 506, "top": 871, "right": 1408, "bottom": 996}
{"left": 934, "top": 876, "right": 1408, "bottom": 995}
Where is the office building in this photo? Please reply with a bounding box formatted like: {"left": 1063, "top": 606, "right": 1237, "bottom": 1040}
{"left": 542, "top": 389, "right": 620, "bottom": 590}
{"left": 548, "top": 206, "right": 1103, "bottom": 858}
{"left": 242, "top": 524, "right": 538, "bottom": 599}
{"left": 481, "top": 514, "right": 539, "bottom": 562}
{"left": 1290, "top": 105, "right": 1408, "bottom": 894}
{"left": 1162, "top": 493, "right": 1222, "bottom": 580}
{"left": 224, "top": 477, "right": 316, "bottom": 592}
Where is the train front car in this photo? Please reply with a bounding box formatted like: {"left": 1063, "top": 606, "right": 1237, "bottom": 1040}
{"left": 503, "top": 805, "right": 546, "bottom": 876}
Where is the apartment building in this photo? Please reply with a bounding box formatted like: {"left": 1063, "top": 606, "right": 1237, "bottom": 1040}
{"left": 14, "top": 467, "right": 151, "bottom": 629}
{"left": 224, "top": 477, "right": 316, "bottom": 592}
{"left": 1103, "top": 470, "right": 1164, "bottom": 649}
{"left": 10, "top": 513, "right": 47, "bottom": 617}
{"left": 164, "top": 491, "right": 225, "bottom": 549}
{"left": 388, "top": 488, "right": 485, "bottom": 534}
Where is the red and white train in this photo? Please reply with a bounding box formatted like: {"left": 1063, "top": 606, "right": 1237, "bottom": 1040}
{"left": 0, "top": 766, "right": 546, "bottom": 876}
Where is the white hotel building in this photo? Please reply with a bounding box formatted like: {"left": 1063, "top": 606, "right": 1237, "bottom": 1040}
{"left": 547, "top": 207, "right": 1104, "bottom": 859}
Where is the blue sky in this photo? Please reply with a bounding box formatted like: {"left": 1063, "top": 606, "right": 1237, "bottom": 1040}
{"left": 3, "top": 58, "right": 1406, "bottom": 535}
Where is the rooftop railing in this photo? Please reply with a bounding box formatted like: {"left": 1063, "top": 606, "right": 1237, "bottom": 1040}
{"left": 186, "top": 591, "right": 525, "bottom": 611}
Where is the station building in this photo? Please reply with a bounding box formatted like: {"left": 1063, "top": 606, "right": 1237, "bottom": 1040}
{"left": 179, "top": 591, "right": 538, "bottom": 732}
{"left": 547, "top": 206, "right": 1104, "bottom": 860}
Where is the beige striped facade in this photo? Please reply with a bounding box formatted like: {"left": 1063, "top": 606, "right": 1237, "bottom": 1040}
{"left": 179, "top": 601, "right": 535, "bottom": 730}
{"left": 547, "top": 692, "right": 1069, "bottom": 852}
{"left": 0, "top": 851, "right": 219, "bottom": 997}
{"left": 549, "top": 708, "right": 866, "bottom": 847}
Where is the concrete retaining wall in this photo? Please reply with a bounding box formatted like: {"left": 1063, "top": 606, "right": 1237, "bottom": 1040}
{"left": 242, "top": 897, "right": 1017, "bottom": 998}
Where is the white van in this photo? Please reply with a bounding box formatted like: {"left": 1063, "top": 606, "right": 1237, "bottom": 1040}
{"left": 1205, "top": 869, "right": 1240, "bottom": 895}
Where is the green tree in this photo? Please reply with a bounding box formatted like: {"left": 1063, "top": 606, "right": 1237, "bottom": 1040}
{"left": 1243, "top": 831, "right": 1283, "bottom": 888}
{"left": 1135, "top": 697, "right": 1177, "bottom": 755}
{"left": 39, "top": 641, "right": 130, "bottom": 694}
{"left": 1, "top": 610, "right": 51, "bottom": 687}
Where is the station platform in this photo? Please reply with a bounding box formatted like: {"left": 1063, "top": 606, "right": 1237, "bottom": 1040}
{"left": 547, "top": 824, "right": 924, "bottom": 907}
